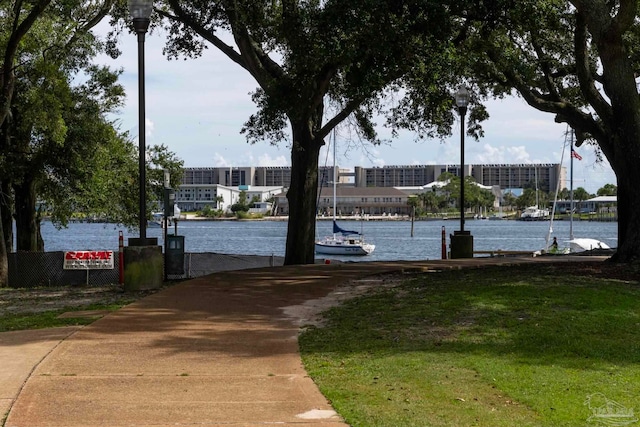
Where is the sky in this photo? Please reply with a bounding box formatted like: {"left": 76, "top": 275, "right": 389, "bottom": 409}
{"left": 94, "top": 24, "right": 616, "bottom": 194}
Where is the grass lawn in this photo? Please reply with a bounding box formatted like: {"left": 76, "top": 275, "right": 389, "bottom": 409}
{"left": 299, "top": 263, "right": 640, "bottom": 427}
{"left": 0, "top": 284, "right": 158, "bottom": 332}
{"left": 0, "top": 302, "right": 132, "bottom": 332}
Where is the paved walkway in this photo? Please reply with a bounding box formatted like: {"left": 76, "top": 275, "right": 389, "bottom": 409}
{"left": 1, "top": 256, "right": 604, "bottom": 427}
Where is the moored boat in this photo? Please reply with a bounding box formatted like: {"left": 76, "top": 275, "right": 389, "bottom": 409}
{"left": 315, "top": 221, "right": 375, "bottom": 256}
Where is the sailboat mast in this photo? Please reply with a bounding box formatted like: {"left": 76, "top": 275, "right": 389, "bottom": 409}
{"left": 534, "top": 167, "right": 539, "bottom": 207}
{"left": 569, "top": 130, "right": 575, "bottom": 240}
{"left": 333, "top": 135, "right": 337, "bottom": 223}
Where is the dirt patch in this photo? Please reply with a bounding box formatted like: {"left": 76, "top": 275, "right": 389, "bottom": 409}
{"left": 282, "top": 274, "right": 404, "bottom": 328}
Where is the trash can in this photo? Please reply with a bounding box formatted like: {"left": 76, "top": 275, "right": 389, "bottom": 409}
{"left": 165, "top": 235, "right": 185, "bottom": 275}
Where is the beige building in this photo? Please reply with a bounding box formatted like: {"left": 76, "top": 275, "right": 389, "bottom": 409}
{"left": 178, "top": 164, "right": 566, "bottom": 214}
{"left": 182, "top": 163, "right": 564, "bottom": 191}
{"left": 274, "top": 187, "right": 411, "bottom": 216}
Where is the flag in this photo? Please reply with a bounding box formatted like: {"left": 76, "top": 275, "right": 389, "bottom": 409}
{"left": 571, "top": 147, "right": 582, "bottom": 161}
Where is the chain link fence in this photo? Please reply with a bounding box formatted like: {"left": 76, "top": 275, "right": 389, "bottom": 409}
{"left": 7, "top": 251, "right": 285, "bottom": 289}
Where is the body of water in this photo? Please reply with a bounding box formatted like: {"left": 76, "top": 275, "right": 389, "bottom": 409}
{"left": 38, "top": 218, "right": 618, "bottom": 262}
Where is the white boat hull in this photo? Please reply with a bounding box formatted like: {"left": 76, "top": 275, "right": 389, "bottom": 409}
{"left": 569, "top": 238, "right": 610, "bottom": 252}
{"left": 520, "top": 206, "right": 550, "bottom": 220}
{"left": 315, "top": 237, "right": 375, "bottom": 256}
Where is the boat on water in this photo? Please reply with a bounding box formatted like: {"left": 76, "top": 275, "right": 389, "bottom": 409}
{"left": 149, "top": 212, "right": 164, "bottom": 228}
{"left": 545, "top": 128, "right": 611, "bottom": 254}
{"left": 149, "top": 205, "right": 181, "bottom": 228}
{"left": 315, "top": 133, "right": 375, "bottom": 256}
{"left": 520, "top": 205, "right": 550, "bottom": 221}
{"left": 568, "top": 238, "right": 610, "bottom": 252}
{"left": 315, "top": 221, "right": 376, "bottom": 255}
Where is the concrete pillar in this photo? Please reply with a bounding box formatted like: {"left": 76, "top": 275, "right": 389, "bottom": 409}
{"left": 450, "top": 230, "right": 474, "bottom": 259}
{"left": 124, "top": 238, "right": 163, "bottom": 291}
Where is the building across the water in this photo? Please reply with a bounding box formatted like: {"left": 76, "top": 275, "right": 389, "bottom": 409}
{"left": 175, "top": 164, "right": 566, "bottom": 214}
{"left": 181, "top": 164, "right": 565, "bottom": 191}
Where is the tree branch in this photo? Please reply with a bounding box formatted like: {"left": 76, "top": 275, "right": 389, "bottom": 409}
{"left": 574, "top": 9, "right": 612, "bottom": 123}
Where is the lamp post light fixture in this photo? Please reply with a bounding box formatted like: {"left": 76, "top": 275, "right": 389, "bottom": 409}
{"left": 455, "top": 85, "right": 470, "bottom": 232}
{"left": 449, "top": 85, "right": 474, "bottom": 259}
{"left": 129, "top": 0, "right": 152, "bottom": 243}
{"left": 123, "top": 0, "right": 164, "bottom": 292}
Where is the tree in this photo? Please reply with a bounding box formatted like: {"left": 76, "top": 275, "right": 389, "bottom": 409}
{"left": 464, "top": 176, "right": 494, "bottom": 214}
{"left": 0, "top": 1, "right": 117, "bottom": 284}
{"left": 457, "top": 0, "right": 640, "bottom": 261}
{"left": 502, "top": 191, "right": 517, "bottom": 209}
{"left": 406, "top": 195, "right": 419, "bottom": 216}
{"left": 147, "top": 144, "right": 184, "bottom": 213}
{"left": 516, "top": 188, "right": 538, "bottom": 210}
{"left": 597, "top": 184, "right": 617, "bottom": 196}
{"left": 0, "top": 0, "right": 54, "bottom": 128}
{"left": 418, "top": 190, "right": 439, "bottom": 213}
{"left": 230, "top": 190, "right": 250, "bottom": 213}
{"left": 215, "top": 195, "right": 224, "bottom": 210}
{"left": 114, "top": 0, "right": 463, "bottom": 265}
{"left": 0, "top": 1, "right": 183, "bottom": 258}
{"left": 573, "top": 187, "right": 591, "bottom": 203}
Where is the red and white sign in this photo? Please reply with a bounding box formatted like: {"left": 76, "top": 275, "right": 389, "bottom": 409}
{"left": 64, "top": 251, "right": 114, "bottom": 270}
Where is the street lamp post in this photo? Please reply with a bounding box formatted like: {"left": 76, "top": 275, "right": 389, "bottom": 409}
{"left": 455, "top": 86, "right": 469, "bottom": 232}
{"left": 129, "top": 0, "right": 152, "bottom": 243}
{"left": 123, "top": 0, "right": 162, "bottom": 291}
{"left": 450, "top": 86, "right": 474, "bottom": 259}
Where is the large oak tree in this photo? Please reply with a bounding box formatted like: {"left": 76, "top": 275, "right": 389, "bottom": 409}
{"left": 456, "top": 0, "right": 640, "bottom": 262}
{"left": 140, "top": 0, "right": 464, "bottom": 265}
{"left": 0, "top": 1, "right": 184, "bottom": 287}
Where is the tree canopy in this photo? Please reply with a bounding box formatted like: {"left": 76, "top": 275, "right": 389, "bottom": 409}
{"left": 0, "top": 1, "right": 183, "bottom": 286}
{"left": 451, "top": 0, "right": 640, "bottom": 261}
{"left": 109, "top": 0, "right": 467, "bottom": 265}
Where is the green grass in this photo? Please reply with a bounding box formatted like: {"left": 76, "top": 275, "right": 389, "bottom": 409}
{"left": 0, "top": 301, "right": 135, "bottom": 332}
{"left": 299, "top": 264, "right": 640, "bottom": 427}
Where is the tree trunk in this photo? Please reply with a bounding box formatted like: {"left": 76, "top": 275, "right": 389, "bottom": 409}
{"left": 0, "top": 205, "right": 7, "bottom": 287}
{"left": 0, "top": 180, "right": 12, "bottom": 253}
{"left": 14, "top": 176, "right": 42, "bottom": 252}
{"left": 606, "top": 135, "right": 640, "bottom": 262}
{"left": 284, "top": 123, "right": 323, "bottom": 265}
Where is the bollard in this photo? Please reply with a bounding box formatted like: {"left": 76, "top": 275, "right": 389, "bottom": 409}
{"left": 118, "top": 231, "right": 124, "bottom": 284}
{"left": 441, "top": 226, "right": 447, "bottom": 259}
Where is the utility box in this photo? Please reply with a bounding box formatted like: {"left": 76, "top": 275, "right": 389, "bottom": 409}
{"left": 450, "top": 230, "right": 474, "bottom": 259}
{"left": 165, "top": 234, "right": 185, "bottom": 275}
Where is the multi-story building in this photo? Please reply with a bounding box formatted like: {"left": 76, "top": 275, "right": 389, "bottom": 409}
{"left": 353, "top": 164, "right": 563, "bottom": 191}
{"left": 275, "top": 186, "right": 411, "bottom": 216}
{"left": 183, "top": 166, "right": 343, "bottom": 188}
{"left": 471, "top": 164, "right": 565, "bottom": 193}
{"left": 176, "top": 184, "right": 283, "bottom": 212}
{"left": 177, "top": 163, "right": 566, "bottom": 213}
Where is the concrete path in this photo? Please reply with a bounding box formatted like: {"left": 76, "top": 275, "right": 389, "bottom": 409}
{"left": 2, "top": 256, "right": 604, "bottom": 426}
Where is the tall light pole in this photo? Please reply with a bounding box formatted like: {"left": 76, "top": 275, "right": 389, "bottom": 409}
{"left": 129, "top": 0, "right": 152, "bottom": 243}
{"left": 455, "top": 85, "right": 469, "bottom": 232}
{"left": 450, "top": 85, "right": 473, "bottom": 259}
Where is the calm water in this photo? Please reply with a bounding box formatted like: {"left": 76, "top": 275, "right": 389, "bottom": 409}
{"left": 38, "top": 218, "right": 618, "bottom": 262}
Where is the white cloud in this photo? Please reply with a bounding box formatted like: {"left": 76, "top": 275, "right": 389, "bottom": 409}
{"left": 145, "top": 118, "right": 154, "bottom": 137}
{"left": 212, "top": 153, "right": 230, "bottom": 167}
{"left": 256, "top": 153, "right": 289, "bottom": 167}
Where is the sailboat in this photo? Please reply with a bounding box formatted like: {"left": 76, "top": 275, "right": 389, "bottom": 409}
{"left": 545, "top": 128, "right": 610, "bottom": 254}
{"left": 315, "top": 135, "right": 375, "bottom": 256}
{"left": 520, "top": 167, "right": 550, "bottom": 220}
